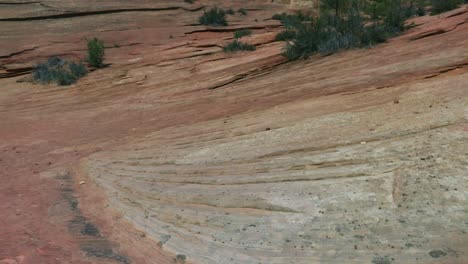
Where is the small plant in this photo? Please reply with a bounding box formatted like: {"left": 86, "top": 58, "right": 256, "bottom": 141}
{"left": 175, "top": 254, "right": 187, "bottom": 263}
{"left": 238, "top": 8, "right": 247, "bottom": 15}
{"left": 87, "top": 38, "right": 105, "bottom": 68}
{"left": 233, "top": 29, "right": 252, "bottom": 39}
{"left": 199, "top": 7, "right": 228, "bottom": 26}
{"left": 223, "top": 40, "right": 256, "bottom": 52}
{"left": 33, "top": 57, "right": 88, "bottom": 86}
{"left": 184, "top": 0, "right": 194, "bottom": 3}
{"left": 275, "top": 30, "right": 296, "bottom": 41}
{"left": 225, "top": 8, "right": 235, "bottom": 15}
{"left": 371, "top": 255, "right": 392, "bottom": 264}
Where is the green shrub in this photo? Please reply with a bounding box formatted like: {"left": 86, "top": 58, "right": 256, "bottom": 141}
{"left": 233, "top": 29, "right": 252, "bottom": 39}
{"left": 33, "top": 57, "right": 88, "bottom": 86}
{"left": 361, "top": 23, "right": 400, "bottom": 46}
{"left": 371, "top": 256, "right": 392, "bottom": 264}
{"left": 278, "top": 0, "right": 468, "bottom": 61}
{"left": 238, "top": 8, "right": 247, "bottom": 15}
{"left": 379, "top": 0, "right": 407, "bottom": 30}
{"left": 281, "top": 0, "right": 467, "bottom": 61}
{"left": 199, "top": 7, "right": 228, "bottom": 26}
{"left": 272, "top": 13, "right": 285, "bottom": 20}
{"left": 223, "top": 40, "right": 256, "bottom": 52}
{"left": 283, "top": 24, "right": 323, "bottom": 60}
{"left": 431, "top": 0, "right": 464, "bottom": 14}
{"left": 417, "top": 8, "right": 425, "bottom": 16}
{"left": 275, "top": 30, "right": 296, "bottom": 41}
{"left": 272, "top": 11, "right": 312, "bottom": 29}
{"left": 87, "top": 38, "right": 105, "bottom": 68}
{"left": 280, "top": 0, "right": 413, "bottom": 61}
{"left": 225, "top": 8, "right": 235, "bottom": 15}
{"left": 318, "top": 32, "right": 359, "bottom": 55}
{"left": 69, "top": 62, "right": 88, "bottom": 78}
{"left": 55, "top": 70, "right": 78, "bottom": 86}
{"left": 34, "top": 64, "right": 55, "bottom": 84}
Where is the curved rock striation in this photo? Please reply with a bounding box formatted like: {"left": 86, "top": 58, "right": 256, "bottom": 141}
{"left": 81, "top": 9, "right": 468, "bottom": 264}
{"left": 1, "top": 1, "right": 467, "bottom": 263}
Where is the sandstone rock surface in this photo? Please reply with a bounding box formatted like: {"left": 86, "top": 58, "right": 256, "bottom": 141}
{"left": 0, "top": 1, "right": 467, "bottom": 264}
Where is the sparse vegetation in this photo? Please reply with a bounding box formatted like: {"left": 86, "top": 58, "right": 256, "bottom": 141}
{"left": 372, "top": 255, "right": 392, "bottom": 264}
{"left": 276, "top": 0, "right": 419, "bottom": 60}
{"left": 238, "top": 8, "right": 248, "bottom": 15}
{"left": 87, "top": 38, "right": 105, "bottom": 68}
{"left": 223, "top": 40, "right": 256, "bottom": 52}
{"left": 184, "top": 0, "right": 194, "bottom": 3}
{"left": 272, "top": 12, "right": 312, "bottom": 29}
{"left": 199, "top": 7, "right": 228, "bottom": 26}
{"left": 33, "top": 57, "right": 88, "bottom": 86}
{"left": 430, "top": 0, "right": 465, "bottom": 14}
{"left": 225, "top": 8, "right": 235, "bottom": 15}
{"left": 224, "top": 29, "right": 256, "bottom": 52}
{"left": 234, "top": 29, "right": 252, "bottom": 39}
{"left": 276, "top": 0, "right": 467, "bottom": 61}
{"left": 275, "top": 30, "right": 296, "bottom": 41}
{"left": 175, "top": 254, "right": 187, "bottom": 263}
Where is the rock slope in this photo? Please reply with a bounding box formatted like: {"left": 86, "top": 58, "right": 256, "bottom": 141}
{"left": 0, "top": 1, "right": 467, "bottom": 264}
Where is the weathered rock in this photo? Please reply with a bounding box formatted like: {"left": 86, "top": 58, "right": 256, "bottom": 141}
{"left": 0, "top": 1, "right": 467, "bottom": 264}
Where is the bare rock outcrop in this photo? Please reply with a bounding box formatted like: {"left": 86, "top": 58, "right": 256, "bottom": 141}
{"left": 0, "top": 1, "right": 467, "bottom": 264}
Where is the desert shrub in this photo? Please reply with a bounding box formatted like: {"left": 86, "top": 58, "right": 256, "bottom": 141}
{"left": 238, "top": 8, "right": 247, "bottom": 15}
{"left": 431, "top": 0, "right": 464, "bottom": 14}
{"left": 184, "top": 0, "right": 194, "bottom": 3}
{"left": 199, "top": 7, "right": 228, "bottom": 26}
{"left": 417, "top": 7, "right": 425, "bottom": 16}
{"left": 223, "top": 40, "right": 256, "bottom": 52}
{"left": 318, "top": 32, "right": 359, "bottom": 55}
{"left": 175, "top": 254, "right": 187, "bottom": 262}
{"left": 69, "top": 62, "right": 88, "bottom": 78}
{"left": 225, "top": 8, "right": 235, "bottom": 15}
{"left": 282, "top": 23, "right": 324, "bottom": 60}
{"left": 87, "top": 38, "right": 105, "bottom": 68}
{"left": 377, "top": 0, "right": 407, "bottom": 30}
{"left": 280, "top": 0, "right": 414, "bottom": 61}
{"left": 33, "top": 57, "right": 88, "bottom": 86}
{"left": 272, "top": 13, "right": 285, "bottom": 20}
{"left": 272, "top": 11, "right": 312, "bottom": 29}
{"left": 54, "top": 70, "right": 78, "bottom": 86}
{"left": 281, "top": 0, "right": 467, "bottom": 61}
{"left": 234, "top": 29, "right": 252, "bottom": 39}
{"left": 34, "top": 63, "right": 55, "bottom": 84}
{"left": 275, "top": 30, "right": 297, "bottom": 41}
{"left": 363, "top": 23, "right": 400, "bottom": 44}
{"left": 371, "top": 256, "right": 392, "bottom": 264}
{"left": 33, "top": 57, "right": 63, "bottom": 83}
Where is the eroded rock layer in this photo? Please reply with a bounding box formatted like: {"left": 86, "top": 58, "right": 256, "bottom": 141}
{"left": 80, "top": 8, "right": 468, "bottom": 264}
{"left": 0, "top": 1, "right": 467, "bottom": 264}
